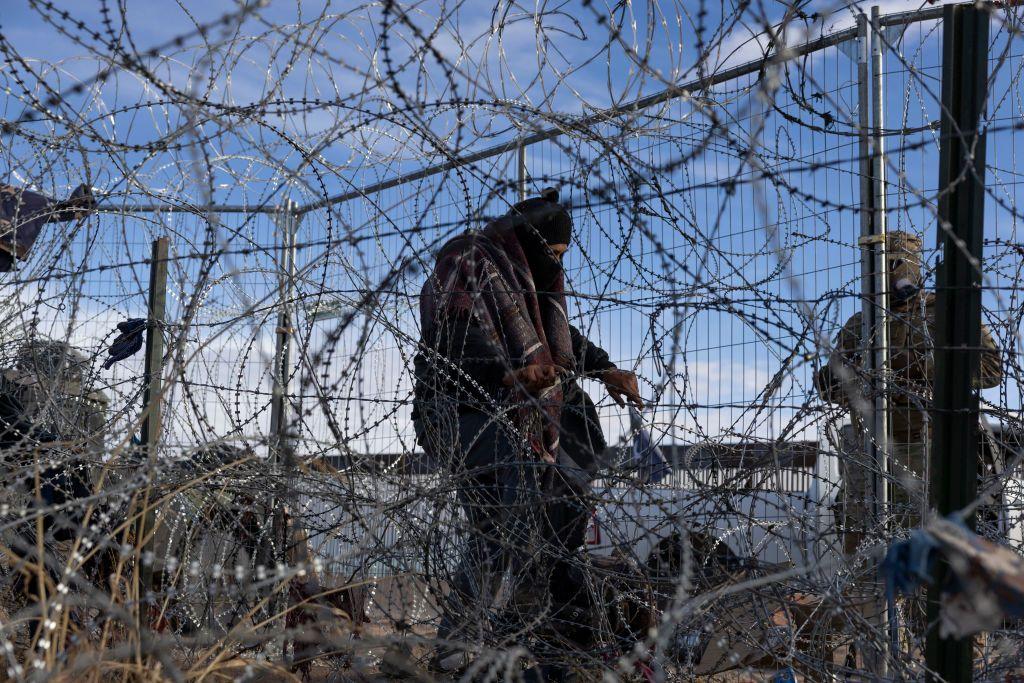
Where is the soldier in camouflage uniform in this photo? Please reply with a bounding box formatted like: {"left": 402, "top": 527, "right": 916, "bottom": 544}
{"left": 816, "top": 231, "right": 1002, "bottom": 554}
{"left": 0, "top": 340, "right": 110, "bottom": 541}
{"left": 0, "top": 340, "right": 112, "bottom": 642}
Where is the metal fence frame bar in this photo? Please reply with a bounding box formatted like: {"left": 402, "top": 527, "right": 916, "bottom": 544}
{"left": 97, "top": 203, "right": 280, "bottom": 214}
{"left": 877, "top": 4, "right": 945, "bottom": 28}
{"left": 294, "top": 26, "right": 858, "bottom": 216}
{"left": 84, "top": 4, "right": 957, "bottom": 219}
{"left": 291, "top": 3, "right": 958, "bottom": 217}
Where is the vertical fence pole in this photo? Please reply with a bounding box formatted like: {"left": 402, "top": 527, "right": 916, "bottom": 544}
{"left": 927, "top": 4, "right": 989, "bottom": 681}
{"left": 270, "top": 200, "right": 300, "bottom": 587}
{"left": 871, "top": 4, "right": 896, "bottom": 663}
{"left": 138, "top": 236, "right": 168, "bottom": 607}
{"left": 857, "top": 8, "right": 891, "bottom": 673}
{"left": 517, "top": 140, "right": 527, "bottom": 201}
{"left": 270, "top": 200, "right": 298, "bottom": 459}
{"left": 141, "top": 237, "right": 169, "bottom": 451}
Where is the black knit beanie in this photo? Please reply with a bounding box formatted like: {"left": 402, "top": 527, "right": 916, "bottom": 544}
{"left": 509, "top": 187, "right": 572, "bottom": 245}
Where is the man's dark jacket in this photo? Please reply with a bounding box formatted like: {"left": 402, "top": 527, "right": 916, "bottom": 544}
{"left": 411, "top": 222, "right": 616, "bottom": 471}
{"left": 413, "top": 317, "right": 614, "bottom": 471}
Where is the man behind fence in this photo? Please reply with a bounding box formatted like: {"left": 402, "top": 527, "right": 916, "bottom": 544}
{"left": 815, "top": 231, "right": 1003, "bottom": 555}
{"left": 412, "top": 188, "right": 643, "bottom": 673}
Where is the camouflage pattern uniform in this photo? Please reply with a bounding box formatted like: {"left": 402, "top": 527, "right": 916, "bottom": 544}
{"left": 1, "top": 339, "right": 109, "bottom": 453}
{"left": 816, "top": 232, "right": 1002, "bottom": 535}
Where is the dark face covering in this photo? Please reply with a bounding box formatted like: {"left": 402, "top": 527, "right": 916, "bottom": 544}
{"left": 508, "top": 188, "right": 572, "bottom": 291}
{"left": 516, "top": 223, "right": 564, "bottom": 291}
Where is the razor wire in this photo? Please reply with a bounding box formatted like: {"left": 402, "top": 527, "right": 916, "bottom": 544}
{"left": 0, "top": 1, "right": 1023, "bottom": 681}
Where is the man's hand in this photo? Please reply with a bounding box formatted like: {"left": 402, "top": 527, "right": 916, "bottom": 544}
{"left": 602, "top": 369, "right": 644, "bottom": 409}
{"left": 503, "top": 364, "right": 561, "bottom": 395}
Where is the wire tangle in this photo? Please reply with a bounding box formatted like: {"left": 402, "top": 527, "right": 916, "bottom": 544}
{"left": 0, "top": 1, "right": 1023, "bottom": 681}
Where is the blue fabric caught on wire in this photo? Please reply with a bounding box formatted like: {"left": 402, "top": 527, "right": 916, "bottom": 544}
{"left": 103, "top": 318, "right": 148, "bottom": 369}
{"left": 881, "top": 515, "right": 1024, "bottom": 638}
{"left": 881, "top": 527, "right": 940, "bottom": 599}
{"left": 770, "top": 666, "right": 796, "bottom": 683}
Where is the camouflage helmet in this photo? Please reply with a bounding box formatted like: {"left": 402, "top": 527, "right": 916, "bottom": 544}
{"left": 2, "top": 338, "right": 108, "bottom": 404}
{"left": 1, "top": 339, "right": 109, "bottom": 455}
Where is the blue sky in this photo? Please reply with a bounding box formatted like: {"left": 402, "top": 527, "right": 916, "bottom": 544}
{"left": 1, "top": 1, "right": 950, "bottom": 195}
{"left": 2, "top": 0, "right": 1020, "bottom": 455}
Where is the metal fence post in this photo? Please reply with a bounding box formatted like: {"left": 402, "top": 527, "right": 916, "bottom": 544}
{"left": 269, "top": 200, "right": 300, "bottom": 584}
{"left": 926, "top": 4, "right": 989, "bottom": 681}
{"left": 141, "top": 237, "right": 169, "bottom": 452}
{"left": 856, "top": 8, "right": 892, "bottom": 673}
{"left": 137, "top": 236, "right": 168, "bottom": 608}
{"left": 270, "top": 200, "right": 298, "bottom": 460}
{"left": 517, "top": 140, "right": 527, "bottom": 201}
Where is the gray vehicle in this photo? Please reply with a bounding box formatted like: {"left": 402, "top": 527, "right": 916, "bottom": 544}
{"left": 585, "top": 434, "right": 841, "bottom": 587}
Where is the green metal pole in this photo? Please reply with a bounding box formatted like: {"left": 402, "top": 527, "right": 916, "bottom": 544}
{"left": 927, "top": 4, "right": 989, "bottom": 681}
